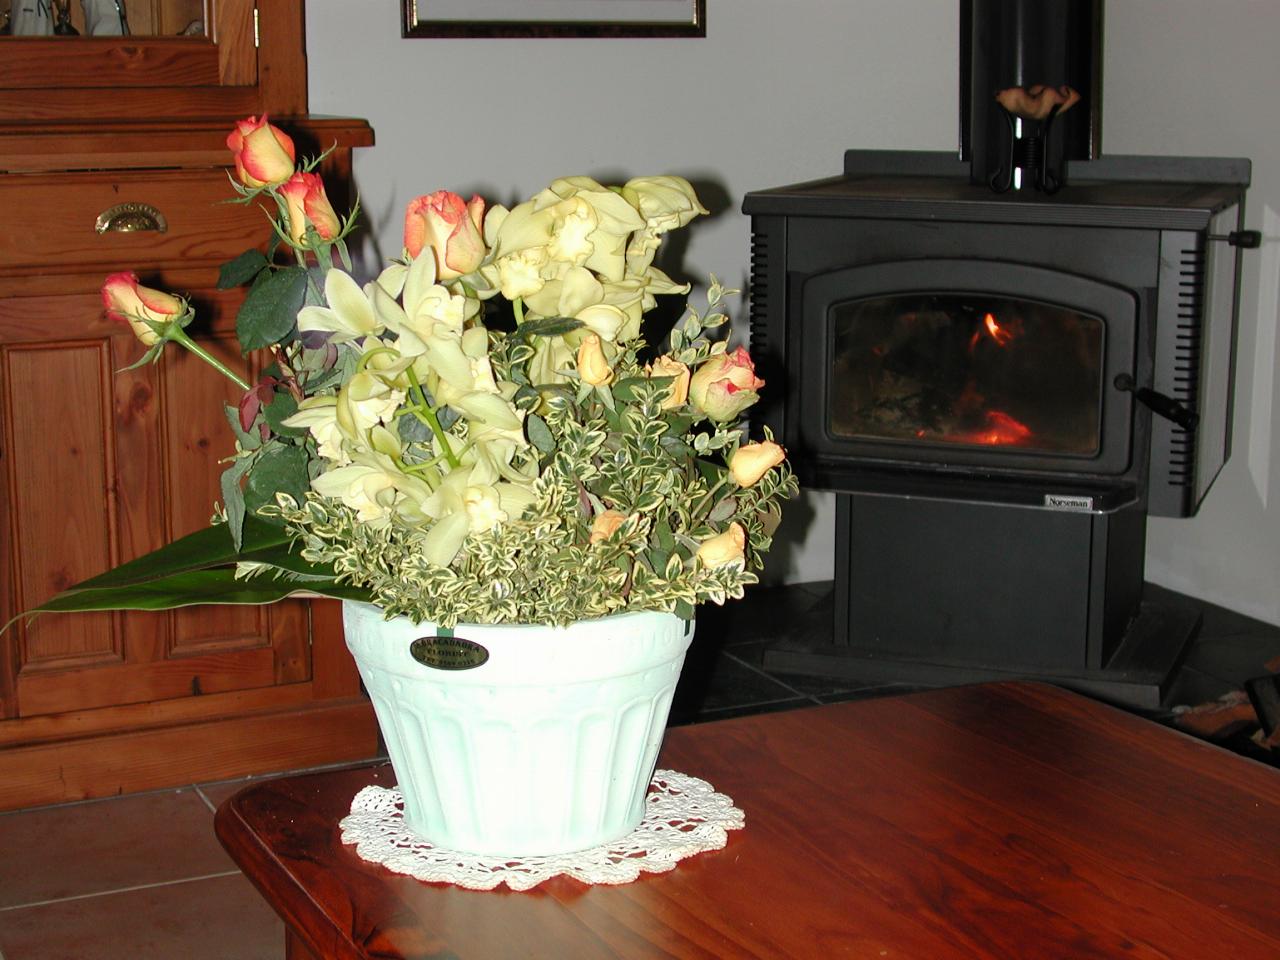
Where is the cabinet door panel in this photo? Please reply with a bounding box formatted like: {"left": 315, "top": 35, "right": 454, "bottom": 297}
{"left": 4, "top": 340, "right": 117, "bottom": 666}
{"left": 0, "top": 292, "right": 310, "bottom": 717}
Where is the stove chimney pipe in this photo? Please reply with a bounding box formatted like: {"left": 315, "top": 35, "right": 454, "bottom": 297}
{"left": 961, "top": 0, "right": 1103, "bottom": 193}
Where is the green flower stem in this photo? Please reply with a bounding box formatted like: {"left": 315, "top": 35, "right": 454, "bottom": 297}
{"left": 690, "top": 472, "right": 732, "bottom": 521}
{"left": 405, "top": 366, "right": 460, "bottom": 470}
{"left": 167, "top": 327, "right": 251, "bottom": 392}
{"left": 513, "top": 297, "right": 525, "bottom": 325}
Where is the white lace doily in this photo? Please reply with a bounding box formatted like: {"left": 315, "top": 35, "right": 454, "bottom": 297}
{"left": 339, "top": 770, "right": 744, "bottom": 891}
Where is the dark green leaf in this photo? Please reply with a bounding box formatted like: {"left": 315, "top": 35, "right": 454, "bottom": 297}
{"left": 243, "top": 442, "right": 311, "bottom": 518}
{"left": 263, "top": 393, "right": 307, "bottom": 437}
{"left": 31, "top": 568, "right": 371, "bottom": 614}
{"left": 236, "top": 266, "right": 307, "bottom": 354}
{"left": 217, "top": 249, "right": 269, "bottom": 290}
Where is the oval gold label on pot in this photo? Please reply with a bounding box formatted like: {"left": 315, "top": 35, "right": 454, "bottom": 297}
{"left": 410, "top": 635, "right": 490, "bottom": 670}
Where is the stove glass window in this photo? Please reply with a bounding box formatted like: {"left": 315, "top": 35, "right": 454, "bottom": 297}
{"left": 828, "top": 293, "right": 1103, "bottom": 455}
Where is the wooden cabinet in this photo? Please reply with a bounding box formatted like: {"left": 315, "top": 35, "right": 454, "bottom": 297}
{"left": 0, "top": 1, "right": 379, "bottom": 811}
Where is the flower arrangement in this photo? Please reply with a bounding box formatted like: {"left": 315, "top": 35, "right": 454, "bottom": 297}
{"left": 49, "top": 116, "right": 796, "bottom": 629}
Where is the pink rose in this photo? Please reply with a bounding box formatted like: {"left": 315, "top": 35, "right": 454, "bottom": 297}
{"left": 280, "top": 171, "right": 341, "bottom": 245}
{"left": 225, "top": 115, "right": 296, "bottom": 189}
{"left": 688, "top": 347, "right": 765, "bottom": 422}
{"left": 101, "top": 272, "right": 184, "bottom": 346}
{"left": 404, "top": 191, "right": 486, "bottom": 280}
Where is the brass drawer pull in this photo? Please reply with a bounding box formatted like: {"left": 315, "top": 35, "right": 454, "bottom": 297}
{"left": 95, "top": 202, "right": 168, "bottom": 234}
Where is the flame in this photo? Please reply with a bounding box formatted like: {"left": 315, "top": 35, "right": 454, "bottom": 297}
{"left": 959, "top": 410, "right": 1033, "bottom": 446}
{"left": 968, "top": 312, "right": 1016, "bottom": 352}
{"left": 984, "top": 313, "right": 1013, "bottom": 346}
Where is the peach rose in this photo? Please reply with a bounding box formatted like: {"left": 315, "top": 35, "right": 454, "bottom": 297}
{"left": 404, "top": 191, "right": 486, "bottom": 280}
{"left": 577, "top": 333, "right": 614, "bottom": 386}
{"left": 729, "top": 440, "right": 786, "bottom": 487}
{"left": 696, "top": 522, "right": 746, "bottom": 568}
{"left": 226, "top": 115, "right": 296, "bottom": 189}
{"left": 589, "top": 509, "right": 628, "bottom": 544}
{"left": 646, "top": 355, "right": 691, "bottom": 410}
{"left": 101, "top": 272, "right": 184, "bottom": 346}
{"left": 280, "top": 171, "right": 341, "bottom": 245}
{"left": 688, "top": 347, "right": 764, "bottom": 422}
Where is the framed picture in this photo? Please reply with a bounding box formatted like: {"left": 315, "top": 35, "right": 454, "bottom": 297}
{"left": 402, "top": 1, "right": 706, "bottom": 38}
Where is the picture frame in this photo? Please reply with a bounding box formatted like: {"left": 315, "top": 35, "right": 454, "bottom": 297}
{"left": 401, "top": 1, "right": 706, "bottom": 39}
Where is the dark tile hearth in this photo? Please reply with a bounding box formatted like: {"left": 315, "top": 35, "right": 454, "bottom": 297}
{"left": 2, "top": 580, "right": 1276, "bottom": 958}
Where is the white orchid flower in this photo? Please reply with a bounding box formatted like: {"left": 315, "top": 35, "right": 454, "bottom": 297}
{"left": 297, "top": 269, "right": 387, "bottom": 343}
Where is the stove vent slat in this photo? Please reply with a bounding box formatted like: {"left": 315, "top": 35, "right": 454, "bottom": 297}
{"left": 1163, "top": 244, "right": 1207, "bottom": 487}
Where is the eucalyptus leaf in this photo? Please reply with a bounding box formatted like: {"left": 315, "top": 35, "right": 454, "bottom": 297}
{"left": 526, "top": 413, "right": 555, "bottom": 453}
{"left": 236, "top": 266, "right": 307, "bottom": 354}
{"left": 219, "top": 456, "right": 254, "bottom": 550}
{"left": 708, "top": 495, "right": 739, "bottom": 523}
{"left": 513, "top": 316, "right": 585, "bottom": 340}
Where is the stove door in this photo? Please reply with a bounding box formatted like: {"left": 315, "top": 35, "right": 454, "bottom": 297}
{"left": 797, "top": 259, "right": 1138, "bottom": 486}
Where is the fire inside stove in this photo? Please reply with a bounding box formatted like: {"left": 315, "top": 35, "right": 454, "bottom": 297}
{"left": 829, "top": 292, "right": 1104, "bottom": 456}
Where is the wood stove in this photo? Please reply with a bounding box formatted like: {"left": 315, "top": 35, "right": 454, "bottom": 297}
{"left": 742, "top": 4, "right": 1255, "bottom": 707}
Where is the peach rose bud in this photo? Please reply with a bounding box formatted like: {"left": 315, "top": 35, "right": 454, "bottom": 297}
{"left": 646, "top": 355, "right": 691, "bottom": 410}
{"left": 280, "top": 171, "right": 341, "bottom": 244}
{"left": 101, "top": 271, "right": 184, "bottom": 346}
{"left": 226, "top": 115, "right": 296, "bottom": 189}
{"left": 404, "top": 191, "right": 487, "bottom": 280}
{"left": 589, "top": 509, "right": 628, "bottom": 544}
{"left": 688, "top": 347, "right": 765, "bottom": 422}
{"left": 577, "top": 333, "right": 614, "bottom": 386}
{"left": 696, "top": 522, "right": 746, "bottom": 568}
{"left": 729, "top": 440, "right": 786, "bottom": 487}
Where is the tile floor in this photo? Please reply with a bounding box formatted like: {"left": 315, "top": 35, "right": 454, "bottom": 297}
{"left": 1, "top": 581, "right": 1276, "bottom": 959}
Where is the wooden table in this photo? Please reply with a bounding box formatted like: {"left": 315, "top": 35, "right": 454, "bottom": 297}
{"left": 215, "top": 682, "right": 1280, "bottom": 959}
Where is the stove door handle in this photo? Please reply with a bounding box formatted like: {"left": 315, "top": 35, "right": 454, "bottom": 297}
{"left": 1114, "top": 374, "right": 1199, "bottom": 431}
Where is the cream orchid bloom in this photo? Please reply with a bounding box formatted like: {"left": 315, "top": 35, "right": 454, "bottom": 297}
{"left": 336, "top": 369, "right": 405, "bottom": 437}
{"left": 297, "top": 269, "right": 389, "bottom": 343}
{"left": 281, "top": 396, "right": 351, "bottom": 465}
{"left": 310, "top": 451, "right": 432, "bottom": 528}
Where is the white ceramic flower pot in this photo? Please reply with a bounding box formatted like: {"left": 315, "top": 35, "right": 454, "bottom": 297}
{"left": 342, "top": 600, "right": 695, "bottom": 857}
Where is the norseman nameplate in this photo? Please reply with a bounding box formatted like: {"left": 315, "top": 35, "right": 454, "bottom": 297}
{"left": 1044, "top": 494, "right": 1095, "bottom": 512}
{"left": 410, "top": 636, "right": 490, "bottom": 670}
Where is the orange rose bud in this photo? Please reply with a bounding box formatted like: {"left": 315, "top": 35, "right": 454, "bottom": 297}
{"left": 696, "top": 522, "right": 746, "bottom": 568}
{"left": 226, "top": 115, "right": 296, "bottom": 189}
{"left": 101, "top": 271, "right": 184, "bottom": 346}
{"left": 646, "top": 355, "right": 690, "bottom": 410}
{"left": 729, "top": 440, "right": 786, "bottom": 487}
{"left": 577, "top": 333, "right": 614, "bottom": 386}
{"left": 280, "top": 171, "right": 341, "bottom": 245}
{"left": 589, "top": 509, "right": 628, "bottom": 544}
{"left": 404, "top": 191, "right": 487, "bottom": 280}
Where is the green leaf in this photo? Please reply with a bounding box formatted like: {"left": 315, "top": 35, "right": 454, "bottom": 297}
{"left": 219, "top": 456, "right": 254, "bottom": 550}
{"left": 526, "top": 413, "right": 555, "bottom": 453}
{"left": 236, "top": 266, "right": 307, "bottom": 354}
{"left": 513, "top": 315, "right": 585, "bottom": 340}
{"left": 263, "top": 393, "right": 307, "bottom": 438}
{"left": 31, "top": 568, "right": 371, "bottom": 615}
{"left": 243, "top": 442, "right": 311, "bottom": 520}
{"left": 708, "top": 495, "right": 739, "bottom": 523}
{"left": 217, "top": 249, "right": 269, "bottom": 290}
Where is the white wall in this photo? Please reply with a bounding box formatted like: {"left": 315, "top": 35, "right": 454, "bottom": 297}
{"left": 306, "top": 1, "right": 1280, "bottom": 623}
